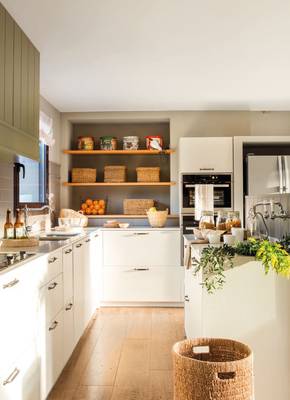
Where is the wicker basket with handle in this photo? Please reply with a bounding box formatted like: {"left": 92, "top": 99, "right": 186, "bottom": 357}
{"left": 123, "top": 199, "right": 154, "bottom": 215}
{"left": 136, "top": 167, "right": 160, "bottom": 182}
{"left": 172, "top": 338, "right": 254, "bottom": 400}
{"left": 72, "top": 168, "right": 97, "bottom": 183}
{"left": 147, "top": 209, "right": 168, "bottom": 227}
{"left": 104, "top": 165, "right": 126, "bottom": 183}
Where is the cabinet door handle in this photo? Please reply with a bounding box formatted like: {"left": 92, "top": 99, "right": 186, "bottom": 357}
{"left": 3, "top": 368, "right": 20, "bottom": 386}
{"left": 85, "top": 238, "right": 91, "bottom": 243}
{"left": 49, "top": 321, "right": 58, "bottom": 331}
{"left": 3, "top": 278, "right": 19, "bottom": 289}
{"left": 76, "top": 243, "right": 82, "bottom": 248}
{"left": 48, "top": 256, "right": 57, "bottom": 264}
{"left": 133, "top": 267, "right": 150, "bottom": 271}
{"left": 65, "top": 248, "right": 72, "bottom": 254}
{"left": 199, "top": 167, "right": 214, "bottom": 171}
{"left": 133, "top": 232, "right": 149, "bottom": 236}
{"left": 184, "top": 295, "right": 190, "bottom": 302}
{"left": 65, "top": 303, "right": 73, "bottom": 311}
{"left": 48, "top": 282, "right": 58, "bottom": 290}
{"left": 95, "top": 233, "right": 99, "bottom": 237}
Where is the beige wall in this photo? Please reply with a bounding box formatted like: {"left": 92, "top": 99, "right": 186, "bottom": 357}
{"left": 60, "top": 110, "right": 290, "bottom": 213}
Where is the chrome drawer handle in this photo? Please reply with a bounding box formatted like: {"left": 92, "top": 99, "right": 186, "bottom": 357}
{"left": 184, "top": 295, "right": 190, "bottom": 302}
{"left": 199, "top": 167, "right": 214, "bottom": 171}
{"left": 85, "top": 238, "right": 91, "bottom": 243}
{"left": 3, "top": 278, "right": 19, "bottom": 289}
{"left": 48, "top": 256, "right": 57, "bottom": 264}
{"left": 3, "top": 368, "right": 20, "bottom": 386}
{"left": 49, "top": 321, "right": 58, "bottom": 331}
{"left": 48, "top": 282, "right": 58, "bottom": 290}
{"left": 133, "top": 232, "right": 149, "bottom": 236}
{"left": 133, "top": 267, "right": 149, "bottom": 271}
{"left": 76, "top": 243, "right": 82, "bottom": 248}
{"left": 65, "top": 248, "right": 72, "bottom": 254}
{"left": 65, "top": 302, "right": 73, "bottom": 311}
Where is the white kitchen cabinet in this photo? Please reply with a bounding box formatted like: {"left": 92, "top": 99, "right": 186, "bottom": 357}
{"left": 63, "top": 245, "right": 73, "bottom": 303}
{"left": 63, "top": 299, "right": 74, "bottom": 364}
{"left": 84, "top": 233, "right": 100, "bottom": 321}
{"left": 39, "top": 249, "right": 62, "bottom": 287}
{"left": 73, "top": 239, "right": 86, "bottom": 344}
{"left": 40, "top": 310, "right": 64, "bottom": 399}
{"left": 103, "top": 230, "right": 180, "bottom": 267}
{"left": 0, "top": 343, "right": 40, "bottom": 400}
{"left": 179, "top": 137, "right": 233, "bottom": 173}
{"left": 184, "top": 267, "right": 202, "bottom": 339}
{"left": 103, "top": 266, "right": 183, "bottom": 302}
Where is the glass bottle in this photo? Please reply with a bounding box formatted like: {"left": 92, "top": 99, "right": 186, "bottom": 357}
{"left": 225, "top": 211, "right": 234, "bottom": 232}
{"left": 4, "top": 209, "right": 14, "bottom": 239}
{"left": 199, "top": 210, "right": 215, "bottom": 230}
{"left": 232, "top": 211, "right": 242, "bottom": 228}
{"left": 14, "top": 209, "right": 25, "bottom": 239}
{"left": 216, "top": 210, "right": 227, "bottom": 231}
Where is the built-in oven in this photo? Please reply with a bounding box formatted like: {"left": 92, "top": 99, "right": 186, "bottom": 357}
{"left": 181, "top": 173, "right": 233, "bottom": 214}
{"left": 181, "top": 215, "right": 199, "bottom": 235}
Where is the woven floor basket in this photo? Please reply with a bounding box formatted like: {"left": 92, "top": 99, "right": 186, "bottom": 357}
{"left": 172, "top": 338, "right": 254, "bottom": 400}
{"left": 104, "top": 165, "right": 126, "bottom": 182}
{"left": 123, "top": 199, "right": 154, "bottom": 215}
{"left": 72, "top": 168, "right": 97, "bottom": 183}
{"left": 136, "top": 167, "right": 160, "bottom": 182}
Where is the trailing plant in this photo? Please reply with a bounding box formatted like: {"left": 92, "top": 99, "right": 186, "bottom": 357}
{"left": 278, "top": 235, "right": 290, "bottom": 254}
{"left": 194, "top": 238, "right": 290, "bottom": 294}
{"left": 193, "top": 244, "right": 236, "bottom": 294}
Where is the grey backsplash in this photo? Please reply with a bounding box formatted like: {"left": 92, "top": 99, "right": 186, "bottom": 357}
{"left": 0, "top": 161, "right": 61, "bottom": 237}
{"left": 245, "top": 193, "right": 290, "bottom": 239}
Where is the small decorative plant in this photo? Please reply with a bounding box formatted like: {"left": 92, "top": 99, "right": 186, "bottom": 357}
{"left": 194, "top": 238, "right": 290, "bottom": 293}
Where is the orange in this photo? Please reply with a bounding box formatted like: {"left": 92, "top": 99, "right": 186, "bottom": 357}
{"left": 93, "top": 200, "right": 99, "bottom": 206}
{"left": 81, "top": 203, "right": 87, "bottom": 210}
{"left": 98, "top": 208, "right": 105, "bottom": 215}
{"left": 86, "top": 198, "right": 93, "bottom": 206}
{"left": 90, "top": 204, "right": 94, "bottom": 209}
{"left": 92, "top": 209, "right": 97, "bottom": 215}
{"left": 99, "top": 200, "right": 105, "bottom": 207}
{"left": 85, "top": 208, "right": 92, "bottom": 215}
{"left": 94, "top": 204, "right": 100, "bottom": 210}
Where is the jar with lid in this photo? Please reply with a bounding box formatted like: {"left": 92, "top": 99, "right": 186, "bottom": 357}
{"left": 77, "top": 136, "right": 94, "bottom": 150}
{"left": 199, "top": 210, "right": 215, "bottom": 230}
{"left": 100, "top": 136, "right": 117, "bottom": 150}
{"left": 216, "top": 210, "right": 227, "bottom": 231}
{"left": 232, "top": 211, "right": 241, "bottom": 228}
{"left": 123, "top": 136, "right": 139, "bottom": 150}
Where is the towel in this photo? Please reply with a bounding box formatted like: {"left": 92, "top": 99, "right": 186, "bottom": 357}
{"left": 184, "top": 244, "right": 192, "bottom": 269}
{"left": 195, "top": 184, "right": 214, "bottom": 220}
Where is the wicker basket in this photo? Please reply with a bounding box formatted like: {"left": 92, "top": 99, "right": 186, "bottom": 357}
{"left": 172, "top": 338, "right": 253, "bottom": 400}
{"left": 123, "top": 199, "right": 154, "bottom": 215}
{"left": 147, "top": 209, "right": 168, "bottom": 227}
{"left": 72, "top": 168, "right": 97, "bottom": 183}
{"left": 136, "top": 167, "right": 160, "bottom": 182}
{"left": 104, "top": 166, "right": 126, "bottom": 183}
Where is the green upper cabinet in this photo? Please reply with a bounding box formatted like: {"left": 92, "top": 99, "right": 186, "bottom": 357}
{"left": 0, "top": 2, "right": 40, "bottom": 160}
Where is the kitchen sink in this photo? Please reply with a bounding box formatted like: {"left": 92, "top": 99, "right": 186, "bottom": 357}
{"left": 39, "top": 236, "right": 72, "bottom": 241}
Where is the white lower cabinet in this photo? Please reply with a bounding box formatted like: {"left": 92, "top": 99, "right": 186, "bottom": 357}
{"left": 73, "top": 240, "right": 86, "bottom": 344}
{"left": 103, "top": 266, "right": 183, "bottom": 302}
{"left": 63, "top": 299, "right": 74, "bottom": 364}
{"left": 0, "top": 343, "right": 40, "bottom": 400}
{"left": 41, "top": 310, "right": 64, "bottom": 399}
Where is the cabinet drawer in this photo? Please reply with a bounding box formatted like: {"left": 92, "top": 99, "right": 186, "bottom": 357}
{"left": 41, "top": 310, "right": 64, "bottom": 399}
{"left": 0, "top": 343, "right": 40, "bottom": 400}
{"left": 40, "top": 249, "right": 62, "bottom": 286}
{"left": 103, "top": 266, "right": 183, "bottom": 302}
{"left": 103, "top": 230, "right": 180, "bottom": 267}
{"left": 63, "top": 299, "right": 74, "bottom": 365}
{"left": 62, "top": 245, "right": 73, "bottom": 303}
{"left": 42, "top": 273, "right": 63, "bottom": 323}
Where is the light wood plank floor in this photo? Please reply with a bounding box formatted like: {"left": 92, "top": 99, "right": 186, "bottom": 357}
{"left": 48, "top": 307, "right": 184, "bottom": 400}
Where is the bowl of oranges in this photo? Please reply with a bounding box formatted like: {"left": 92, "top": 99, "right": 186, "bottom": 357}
{"left": 80, "top": 199, "right": 106, "bottom": 216}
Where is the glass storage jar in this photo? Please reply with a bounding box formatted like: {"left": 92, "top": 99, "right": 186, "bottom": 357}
{"left": 232, "top": 211, "right": 242, "bottom": 228}
{"left": 199, "top": 210, "right": 215, "bottom": 230}
{"left": 216, "top": 210, "right": 227, "bottom": 231}
{"left": 225, "top": 211, "right": 234, "bottom": 232}
{"left": 123, "top": 136, "right": 139, "bottom": 150}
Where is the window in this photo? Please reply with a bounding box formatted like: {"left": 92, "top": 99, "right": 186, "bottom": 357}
{"left": 14, "top": 142, "right": 49, "bottom": 210}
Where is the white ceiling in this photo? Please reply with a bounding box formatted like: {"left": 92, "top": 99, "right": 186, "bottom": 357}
{"left": 3, "top": 0, "right": 290, "bottom": 112}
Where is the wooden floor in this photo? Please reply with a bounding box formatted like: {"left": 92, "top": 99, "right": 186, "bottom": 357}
{"left": 48, "top": 307, "right": 184, "bottom": 400}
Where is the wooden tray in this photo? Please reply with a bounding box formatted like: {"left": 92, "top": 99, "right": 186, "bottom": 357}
{"left": 0, "top": 238, "right": 39, "bottom": 248}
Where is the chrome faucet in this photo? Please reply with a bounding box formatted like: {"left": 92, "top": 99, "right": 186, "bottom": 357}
{"left": 252, "top": 200, "right": 290, "bottom": 220}
{"left": 23, "top": 204, "right": 52, "bottom": 233}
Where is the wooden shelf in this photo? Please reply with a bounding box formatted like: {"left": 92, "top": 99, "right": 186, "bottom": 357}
{"left": 63, "top": 149, "right": 174, "bottom": 155}
{"left": 63, "top": 182, "right": 175, "bottom": 187}
{"left": 86, "top": 214, "right": 179, "bottom": 219}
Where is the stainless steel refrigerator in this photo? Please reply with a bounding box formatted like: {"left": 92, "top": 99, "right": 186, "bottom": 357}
{"left": 247, "top": 155, "right": 290, "bottom": 195}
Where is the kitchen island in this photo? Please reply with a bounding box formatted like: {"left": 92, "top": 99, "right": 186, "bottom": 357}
{"left": 184, "top": 242, "right": 290, "bottom": 400}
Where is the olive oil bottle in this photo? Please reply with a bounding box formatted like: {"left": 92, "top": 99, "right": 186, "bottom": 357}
{"left": 4, "top": 209, "right": 14, "bottom": 239}
{"left": 14, "top": 209, "right": 25, "bottom": 239}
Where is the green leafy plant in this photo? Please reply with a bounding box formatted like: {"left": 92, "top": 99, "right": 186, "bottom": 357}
{"left": 256, "top": 240, "right": 290, "bottom": 277}
{"left": 234, "top": 238, "right": 261, "bottom": 256}
{"left": 193, "top": 245, "right": 236, "bottom": 294}
{"left": 278, "top": 235, "right": 290, "bottom": 254}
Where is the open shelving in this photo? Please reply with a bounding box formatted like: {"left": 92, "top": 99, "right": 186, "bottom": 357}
{"left": 63, "top": 182, "right": 175, "bottom": 187}
{"left": 63, "top": 149, "right": 174, "bottom": 155}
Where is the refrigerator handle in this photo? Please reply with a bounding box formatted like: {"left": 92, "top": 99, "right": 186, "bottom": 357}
{"left": 283, "top": 156, "right": 289, "bottom": 193}
{"left": 278, "top": 156, "right": 284, "bottom": 193}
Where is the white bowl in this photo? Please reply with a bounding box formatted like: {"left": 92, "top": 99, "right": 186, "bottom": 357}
{"left": 119, "top": 223, "right": 130, "bottom": 229}
{"left": 207, "top": 233, "right": 221, "bottom": 244}
{"left": 223, "top": 234, "right": 235, "bottom": 246}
